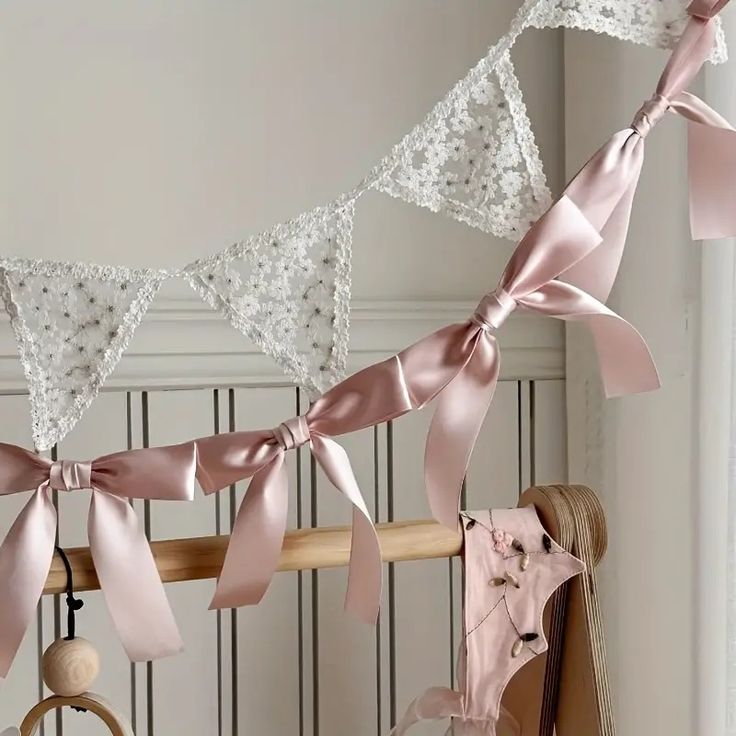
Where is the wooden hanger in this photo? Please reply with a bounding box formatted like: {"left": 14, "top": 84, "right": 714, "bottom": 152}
{"left": 501, "top": 484, "right": 614, "bottom": 736}
{"left": 20, "top": 693, "right": 133, "bottom": 736}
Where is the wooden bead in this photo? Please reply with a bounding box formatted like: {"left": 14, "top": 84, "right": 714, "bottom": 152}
{"left": 42, "top": 638, "right": 99, "bottom": 697}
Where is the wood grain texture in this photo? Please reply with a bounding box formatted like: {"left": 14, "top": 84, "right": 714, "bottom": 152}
{"left": 43, "top": 520, "right": 463, "bottom": 595}
{"left": 20, "top": 694, "right": 133, "bottom": 736}
{"left": 42, "top": 638, "right": 100, "bottom": 697}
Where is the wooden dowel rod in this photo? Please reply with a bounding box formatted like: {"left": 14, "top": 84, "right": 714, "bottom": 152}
{"left": 44, "top": 519, "right": 463, "bottom": 595}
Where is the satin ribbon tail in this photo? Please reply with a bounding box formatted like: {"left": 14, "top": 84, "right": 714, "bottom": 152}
{"left": 310, "top": 435, "right": 383, "bottom": 624}
{"left": 688, "top": 120, "right": 736, "bottom": 240}
{"left": 89, "top": 490, "right": 183, "bottom": 661}
{"left": 209, "top": 455, "right": 289, "bottom": 610}
{"left": 425, "top": 338, "right": 500, "bottom": 529}
{"left": 0, "top": 487, "right": 56, "bottom": 678}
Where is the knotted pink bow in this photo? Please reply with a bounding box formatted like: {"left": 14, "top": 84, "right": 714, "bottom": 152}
{"left": 0, "top": 442, "right": 197, "bottom": 678}
{"left": 561, "top": 0, "right": 735, "bottom": 305}
{"left": 195, "top": 406, "right": 386, "bottom": 623}
{"left": 384, "top": 195, "right": 660, "bottom": 529}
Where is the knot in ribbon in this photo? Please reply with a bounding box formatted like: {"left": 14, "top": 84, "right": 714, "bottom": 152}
{"left": 0, "top": 441, "right": 197, "bottom": 678}
{"left": 631, "top": 95, "right": 670, "bottom": 138}
{"left": 49, "top": 459, "right": 92, "bottom": 492}
{"left": 273, "top": 416, "right": 311, "bottom": 451}
{"left": 471, "top": 289, "right": 516, "bottom": 331}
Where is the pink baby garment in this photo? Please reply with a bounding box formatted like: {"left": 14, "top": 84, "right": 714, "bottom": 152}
{"left": 391, "top": 506, "right": 585, "bottom": 735}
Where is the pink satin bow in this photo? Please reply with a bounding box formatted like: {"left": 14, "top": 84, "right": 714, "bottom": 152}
{"left": 195, "top": 410, "right": 384, "bottom": 623}
{"left": 561, "top": 0, "right": 735, "bottom": 306}
{"left": 386, "top": 195, "right": 660, "bottom": 529}
{"left": 0, "top": 441, "right": 197, "bottom": 678}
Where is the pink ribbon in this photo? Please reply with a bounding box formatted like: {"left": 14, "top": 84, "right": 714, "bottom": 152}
{"left": 562, "top": 0, "right": 735, "bottom": 307}
{"left": 0, "top": 441, "right": 197, "bottom": 678}
{"left": 378, "top": 195, "right": 659, "bottom": 529}
{"left": 195, "top": 409, "right": 385, "bottom": 623}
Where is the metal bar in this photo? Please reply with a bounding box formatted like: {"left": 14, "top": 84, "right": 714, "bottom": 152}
{"left": 141, "top": 392, "right": 154, "bottom": 736}
{"left": 127, "top": 392, "right": 137, "bottom": 735}
{"left": 51, "top": 444, "right": 62, "bottom": 736}
{"left": 310, "top": 452, "right": 319, "bottom": 736}
{"left": 374, "top": 425, "right": 382, "bottom": 736}
{"left": 386, "top": 421, "right": 397, "bottom": 729}
{"left": 530, "top": 380, "right": 536, "bottom": 487}
{"left": 213, "top": 390, "right": 223, "bottom": 736}
{"left": 228, "top": 389, "right": 238, "bottom": 736}
{"left": 296, "top": 388, "right": 305, "bottom": 736}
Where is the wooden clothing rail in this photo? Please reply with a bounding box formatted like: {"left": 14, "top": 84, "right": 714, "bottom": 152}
{"left": 43, "top": 519, "right": 463, "bottom": 595}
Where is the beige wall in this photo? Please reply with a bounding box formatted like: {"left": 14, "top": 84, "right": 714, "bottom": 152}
{"left": 0, "top": 1, "right": 563, "bottom": 301}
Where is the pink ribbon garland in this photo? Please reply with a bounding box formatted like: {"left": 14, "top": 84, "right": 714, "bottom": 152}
{"left": 384, "top": 195, "right": 661, "bottom": 529}
{"left": 0, "top": 442, "right": 197, "bottom": 678}
{"left": 562, "top": 0, "right": 735, "bottom": 308}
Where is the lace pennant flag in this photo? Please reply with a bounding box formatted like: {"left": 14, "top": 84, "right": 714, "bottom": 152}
{"left": 183, "top": 198, "right": 354, "bottom": 396}
{"left": 528, "top": 0, "right": 727, "bottom": 61}
{"left": 375, "top": 50, "right": 551, "bottom": 241}
{"left": 0, "top": 260, "right": 166, "bottom": 450}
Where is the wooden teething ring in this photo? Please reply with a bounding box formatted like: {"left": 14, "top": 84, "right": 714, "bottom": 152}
{"left": 20, "top": 693, "right": 133, "bottom": 736}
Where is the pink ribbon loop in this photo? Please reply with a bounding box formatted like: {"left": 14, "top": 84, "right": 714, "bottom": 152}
{"left": 195, "top": 413, "right": 383, "bottom": 624}
{"left": 273, "top": 416, "right": 311, "bottom": 451}
{"left": 0, "top": 441, "right": 197, "bottom": 678}
{"left": 630, "top": 94, "right": 670, "bottom": 138}
{"left": 471, "top": 289, "right": 516, "bottom": 332}
{"left": 49, "top": 459, "right": 92, "bottom": 492}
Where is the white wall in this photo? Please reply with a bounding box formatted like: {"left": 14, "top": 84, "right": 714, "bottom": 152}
{"left": 0, "top": 1, "right": 564, "bottom": 302}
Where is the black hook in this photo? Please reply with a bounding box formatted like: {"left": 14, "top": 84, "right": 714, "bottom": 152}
{"left": 55, "top": 546, "right": 84, "bottom": 640}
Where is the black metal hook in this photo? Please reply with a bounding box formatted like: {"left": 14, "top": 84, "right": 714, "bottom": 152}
{"left": 55, "top": 546, "right": 84, "bottom": 640}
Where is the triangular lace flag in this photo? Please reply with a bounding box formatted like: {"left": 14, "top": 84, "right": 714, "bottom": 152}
{"left": 0, "top": 259, "right": 166, "bottom": 450}
{"left": 528, "top": 0, "right": 727, "bottom": 61}
{"left": 375, "top": 49, "right": 551, "bottom": 241}
{"left": 183, "top": 198, "right": 354, "bottom": 396}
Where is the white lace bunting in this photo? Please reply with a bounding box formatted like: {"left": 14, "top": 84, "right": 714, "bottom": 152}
{"left": 0, "top": 0, "right": 726, "bottom": 444}
{"left": 375, "top": 50, "right": 551, "bottom": 240}
{"left": 528, "top": 0, "right": 727, "bottom": 62}
{"left": 0, "top": 260, "right": 167, "bottom": 450}
{"left": 183, "top": 198, "right": 355, "bottom": 397}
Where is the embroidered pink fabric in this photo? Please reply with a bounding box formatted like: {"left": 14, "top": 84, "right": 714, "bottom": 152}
{"left": 0, "top": 441, "right": 198, "bottom": 678}
{"left": 391, "top": 507, "right": 585, "bottom": 735}
{"left": 195, "top": 407, "right": 384, "bottom": 623}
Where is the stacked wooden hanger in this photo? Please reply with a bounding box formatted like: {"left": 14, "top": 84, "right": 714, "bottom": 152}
{"left": 500, "top": 485, "right": 613, "bottom": 736}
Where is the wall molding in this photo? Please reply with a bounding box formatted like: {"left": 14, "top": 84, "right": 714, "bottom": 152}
{"left": 0, "top": 297, "right": 564, "bottom": 392}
